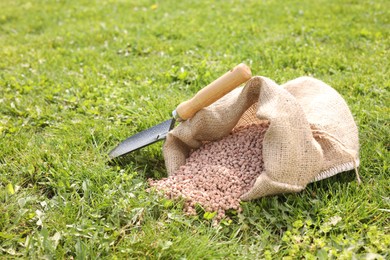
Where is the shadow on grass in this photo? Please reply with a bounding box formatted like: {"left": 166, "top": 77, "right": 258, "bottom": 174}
{"left": 244, "top": 170, "right": 358, "bottom": 212}
{"left": 306, "top": 170, "right": 357, "bottom": 191}
{"left": 108, "top": 147, "right": 167, "bottom": 179}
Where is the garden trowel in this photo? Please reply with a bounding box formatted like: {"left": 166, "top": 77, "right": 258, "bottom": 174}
{"left": 108, "top": 63, "right": 252, "bottom": 159}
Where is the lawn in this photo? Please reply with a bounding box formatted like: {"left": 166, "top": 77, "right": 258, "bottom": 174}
{"left": 0, "top": 0, "right": 389, "bottom": 258}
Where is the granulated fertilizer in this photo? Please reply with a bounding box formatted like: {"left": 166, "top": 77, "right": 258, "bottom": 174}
{"left": 148, "top": 122, "right": 269, "bottom": 221}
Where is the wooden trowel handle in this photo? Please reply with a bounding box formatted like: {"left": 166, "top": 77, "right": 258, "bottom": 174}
{"left": 174, "top": 63, "right": 252, "bottom": 120}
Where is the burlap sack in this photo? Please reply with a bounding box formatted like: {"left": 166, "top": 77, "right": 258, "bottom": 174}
{"left": 163, "top": 76, "right": 359, "bottom": 200}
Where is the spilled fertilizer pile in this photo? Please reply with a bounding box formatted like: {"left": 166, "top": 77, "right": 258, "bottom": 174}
{"left": 149, "top": 122, "right": 269, "bottom": 221}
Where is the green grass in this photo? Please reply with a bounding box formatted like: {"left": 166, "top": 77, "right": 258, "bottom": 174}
{"left": 1, "top": 0, "right": 389, "bottom": 258}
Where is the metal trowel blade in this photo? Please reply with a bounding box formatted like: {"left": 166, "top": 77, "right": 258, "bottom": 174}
{"left": 108, "top": 118, "right": 175, "bottom": 159}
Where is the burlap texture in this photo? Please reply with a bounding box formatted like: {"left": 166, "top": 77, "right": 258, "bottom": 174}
{"left": 163, "top": 76, "right": 359, "bottom": 200}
